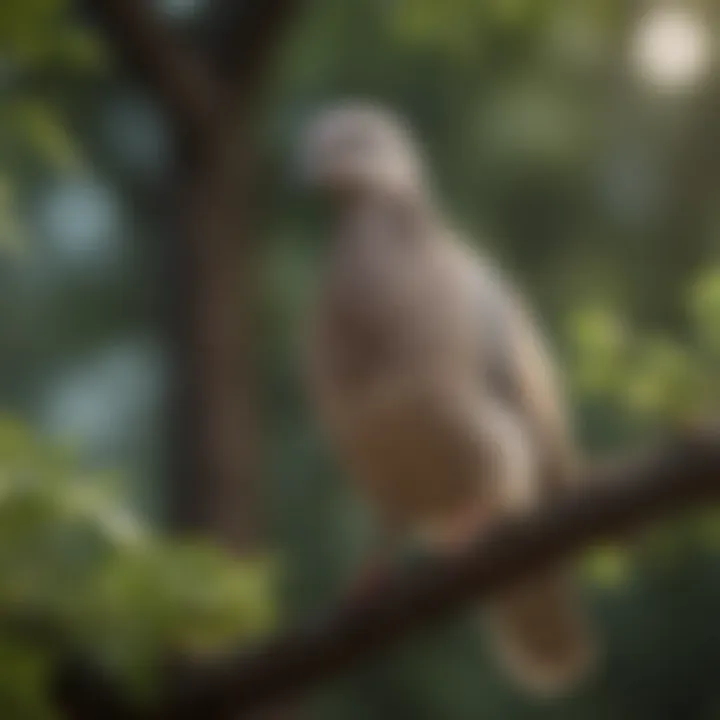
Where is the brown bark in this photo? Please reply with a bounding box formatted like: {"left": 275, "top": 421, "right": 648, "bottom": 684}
{"left": 168, "top": 124, "right": 263, "bottom": 548}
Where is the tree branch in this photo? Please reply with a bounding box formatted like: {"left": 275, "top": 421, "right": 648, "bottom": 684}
{"left": 55, "top": 426, "right": 720, "bottom": 719}
{"left": 85, "top": 0, "right": 221, "bottom": 136}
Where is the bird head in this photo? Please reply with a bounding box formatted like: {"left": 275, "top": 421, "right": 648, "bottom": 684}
{"left": 299, "top": 102, "right": 426, "bottom": 198}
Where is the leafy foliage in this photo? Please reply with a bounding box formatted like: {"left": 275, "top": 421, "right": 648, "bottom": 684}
{"left": 568, "top": 266, "right": 720, "bottom": 427}
{"left": 0, "top": 0, "right": 104, "bottom": 256}
{"left": 0, "top": 0, "right": 104, "bottom": 73}
{"left": 0, "top": 415, "right": 275, "bottom": 718}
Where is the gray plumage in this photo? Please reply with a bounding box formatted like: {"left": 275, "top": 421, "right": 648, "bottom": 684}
{"left": 299, "top": 102, "right": 596, "bottom": 696}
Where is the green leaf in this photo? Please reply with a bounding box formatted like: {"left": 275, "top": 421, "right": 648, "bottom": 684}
{"left": 566, "top": 305, "right": 629, "bottom": 395}
{"left": 583, "top": 545, "right": 630, "bottom": 589}
{"left": 624, "top": 337, "right": 701, "bottom": 422}
{"left": 9, "top": 100, "right": 82, "bottom": 172}
{"left": 689, "top": 267, "right": 720, "bottom": 357}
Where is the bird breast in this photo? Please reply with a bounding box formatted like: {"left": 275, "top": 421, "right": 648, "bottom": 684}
{"left": 318, "top": 233, "right": 479, "bottom": 398}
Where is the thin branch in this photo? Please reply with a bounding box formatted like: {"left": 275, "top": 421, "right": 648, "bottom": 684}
{"left": 85, "top": 0, "right": 221, "bottom": 136}
{"left": 55, "top": 426, "right": 720, "bottom": 720}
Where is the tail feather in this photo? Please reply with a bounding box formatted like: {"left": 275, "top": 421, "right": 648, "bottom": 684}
{"left": 484, "top": 569, "right": 596, "bottom": 697}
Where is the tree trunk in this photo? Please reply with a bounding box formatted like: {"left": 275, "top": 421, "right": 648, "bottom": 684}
{"left": 168, "top": 119, "right": 264, "bottom": 550}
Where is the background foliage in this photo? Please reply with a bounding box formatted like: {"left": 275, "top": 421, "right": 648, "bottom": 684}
{"left": 0, "top": 0, "right": 719, "bottom": 717}
{"left": 0, "top": 416, "right": 274, "bottom": 718}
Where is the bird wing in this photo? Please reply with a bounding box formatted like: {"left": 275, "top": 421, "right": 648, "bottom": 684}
{"left": 472, "top": 256, "right": 578, "bottom": 496}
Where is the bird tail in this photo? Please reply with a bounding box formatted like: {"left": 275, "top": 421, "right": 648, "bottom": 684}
{"left": 483, "top": 568, "right": 596, "bottom": 697}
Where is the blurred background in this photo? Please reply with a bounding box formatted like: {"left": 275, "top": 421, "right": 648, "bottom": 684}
{"left": 1, "top": 0, "right": 720, "bottom": 718}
